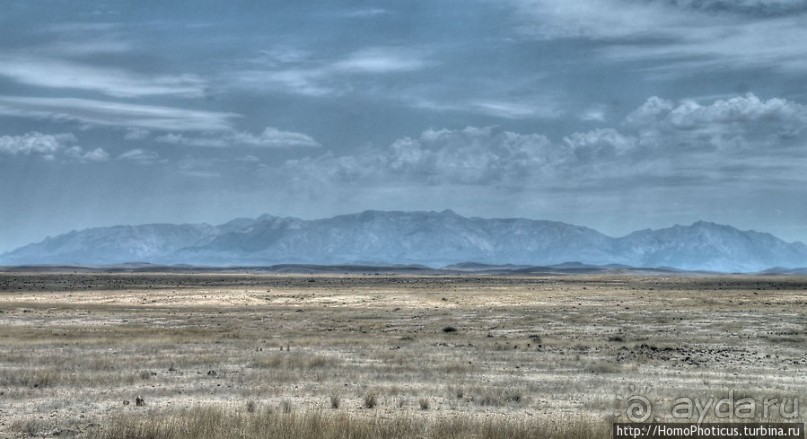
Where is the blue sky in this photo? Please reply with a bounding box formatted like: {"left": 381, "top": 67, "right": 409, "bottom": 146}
{"left": 2, "top": 0, "right": 807, "bottom": 251}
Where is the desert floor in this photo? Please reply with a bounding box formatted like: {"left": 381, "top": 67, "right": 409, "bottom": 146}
{"left": 0, "top": 272, "right": 805, "bottom": 438}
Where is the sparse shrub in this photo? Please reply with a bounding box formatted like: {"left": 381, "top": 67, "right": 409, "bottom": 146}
{"left": 419, "top": 398, "right": 430, "bottom": 410}
{"left": 363, "top": 393, "right": 377, "bottom": 409}
{"left": 19, "top": 419, "right": 48, "bottom": 437}
{"left": 252, "top": 353, "right": 336, "bottom": 370}
{"left": 19, "top": 368, "right": 60, "bottom": 388}
{"left": 330, "top": 395, "right": 340, "bottom": 409}
{"left": 472, "top": 388, "right": 527, "bottom": 407}
{"left": 280, "top": 400, "right": 293, "bottom": 414}
{"left": 246, "top": 400, "right": 256, "bottom": 413}
{"left": 584, "top": 361, "right": 621, "bottom": 374}
{"left": 139, "top": 370, "right": 152, "bottom": 380}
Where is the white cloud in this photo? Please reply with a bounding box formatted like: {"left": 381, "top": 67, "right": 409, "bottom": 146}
{"left": 124, "top": 129, "right": 151, "bottom": 140}
{"left": 625, "top": 93, "right": 807, "bottom": 151}
{"left": 0, "top": 132, "right": 75, "bottom": 157}
{"left": 229, "top": 47, "right": 429, "bottom": 97}
{"left": 0, "top": 131, "right": 107, "bottom": 162}
{"left": 156, "top": 127, "right": 320, "bottom": 148}
{"left": 333, "top": 48, "right": 427, "bottom": 73}
{"left": 65, "top": 146, "right": 109, "bottom": 162}
{"left": 279, "top": 127, "right": 559, "bottom": 186}
{"left": 155, "top": 133, "right": 231, "bottom": 148}
{"left": 580, "top": 104, "right": 608, "bottom": 122}
{"left": 0, "top": 56, "right": 206, "bottom": 98}
{"left": 468, "top": 100, "right": 561, "bottom": 119}
{"left": 563, "top": 128, "right": 638, "bottom": 161}
{"left": 0, "top": 96, "right": 237, "bottom": 132}
{"left": 411, "top": 97, "right": 563, "bottom": 120}
{"left": 343, "top": 8, "right": 391, "bottom": 18}
{"left": 272, "top": 93, "right": 807, "bottom": 193}
{"left": 119, "top": 149, "right": 160, "bottom": 164}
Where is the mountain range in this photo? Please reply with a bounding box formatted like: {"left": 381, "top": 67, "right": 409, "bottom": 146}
{"left": 2, "top": 210, "right": 806, "bottom": 273}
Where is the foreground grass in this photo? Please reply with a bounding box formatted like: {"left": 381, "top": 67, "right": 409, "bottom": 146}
{"left": 91, "top": 406, "right": 609, "bottom": 439}
{"left": 1, "top": 273, "right": 805, "bottom": 437}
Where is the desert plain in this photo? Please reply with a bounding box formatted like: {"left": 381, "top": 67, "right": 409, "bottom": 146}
{"left": 0, "top": 271, "right": 805, "bottom": 438}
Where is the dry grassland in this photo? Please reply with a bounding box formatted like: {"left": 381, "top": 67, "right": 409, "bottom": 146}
{"left": 0, "top": 272, "right": 805, "bottom": 438}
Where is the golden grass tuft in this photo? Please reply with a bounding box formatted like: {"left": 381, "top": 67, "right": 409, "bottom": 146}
{"left": 91, "top": 406, "right": 610, "bottom": 439}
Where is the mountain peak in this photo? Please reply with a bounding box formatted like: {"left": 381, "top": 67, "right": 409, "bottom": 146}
{"left": 690, "top": 220, "right": 727, "bottom": 229}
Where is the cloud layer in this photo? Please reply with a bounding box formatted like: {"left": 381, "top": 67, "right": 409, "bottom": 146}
{"left": 0, "top": 132, "right": 107, "bottom": 162}
{"left": 0, "top": 96, "right": 237, "bottom": 132}
{"left": 0, "top": 56, "right": 206, "bottom": 98}
{"left": 511, "top": 0, "right": 807, "bottom": 73}
{"left": 156, "top": 127, "right": 319, "bottom": 148}
{"left": 276, "top": 94, "right": 807, "bottom": 191}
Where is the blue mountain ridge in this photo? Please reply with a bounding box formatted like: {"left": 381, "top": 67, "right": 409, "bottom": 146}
{"left": 2, "top": 210, "right": 805, "bottom": 273}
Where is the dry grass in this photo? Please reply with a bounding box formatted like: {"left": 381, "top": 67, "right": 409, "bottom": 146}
{"left": 0, "top": 272, "right": 805, "bottom": 437}
{"left": 91, "top": 406, "right": 609, "bottom": 439}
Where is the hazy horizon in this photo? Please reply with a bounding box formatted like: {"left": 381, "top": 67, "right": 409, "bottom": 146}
{"left": 6, "top": 209, "right": 807, "bottom": 253}
{"left": 3, "top": 1, "right": 807, "bottom": 253}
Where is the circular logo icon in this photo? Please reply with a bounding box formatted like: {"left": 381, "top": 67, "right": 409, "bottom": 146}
{"left": 625, "top": 395, "right": 652, "bottom": 422}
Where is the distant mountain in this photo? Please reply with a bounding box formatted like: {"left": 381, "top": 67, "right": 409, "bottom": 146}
{"left": 2, "top": 223, "right": 219, "bottom": 266}
{"left": 2, "top": 210, "right": 806, "bottom": 272}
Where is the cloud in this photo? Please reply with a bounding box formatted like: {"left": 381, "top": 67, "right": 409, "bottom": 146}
{"left": 579, "top": 104, "right": 608, "bottom": 122}
{"left": 468, "top": 100, "right": 562, "bottom": 119}
{"left": 342, "top": 8, "right": 391, "bottom": 18}
{"left": 228, "top": 47, "right": 430, "bottom": 97}
{"left": 625, "top": 93, "right": 807, "bottom": 151}
{"left": 0, "top": 56, "right": 206, "bottom": 98}
{"left": 124, "top": 129, "right": 151, "bottom": 140}
{"left": 119, "top": 149, "right": 160, "bottom": 164}
{"left": 65, "top": 146, "right": 109, "bottom": 162}
{"left": 412, "top": 97, "right": 563, "bottom": 120}
{"left": 258, "top": 47, "right": 313, "bottom": 64}
{"left": 0, "top": 96, "right": 237, "bottom": 132}
{"left": 508, "top": 0, "right": 807, "bottom": 74}
{"left": 653, "top": 0, "right": 807, "bottom": 16}
{"left": 0, "top": 131, "right": 108, "bottom": 162}
{"left": 628, "top": 94, "right": 807, "bottom": 129}
{"left": 333, "top": 48, "right": 427, "bottom": 73}
{"left": 155, "top": 127, "right": 320, "bottom": 148}
{"left": 278, "top": 127, "right": 559, "bottom": 187}
{"left": 509, "top": 0, "right": 696, "bottom": 40}
{"left": 272, "top": 93, "right": 807, "bottom": 194}
{"left": 563, "top": 128, "right": 638, "bottom": 161}
{"left": 231, "top": 69, "right": 335, "bottom": 97}
{"left": 0, "top": 132, "right": 75, "bottom": 158}
{"left": 387, "top": 127, "right": 556, "bottom": 184}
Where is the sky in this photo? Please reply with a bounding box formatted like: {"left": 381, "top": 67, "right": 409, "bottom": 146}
{"left": 2, "top": 0, "right": 807, "bottom": 252}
